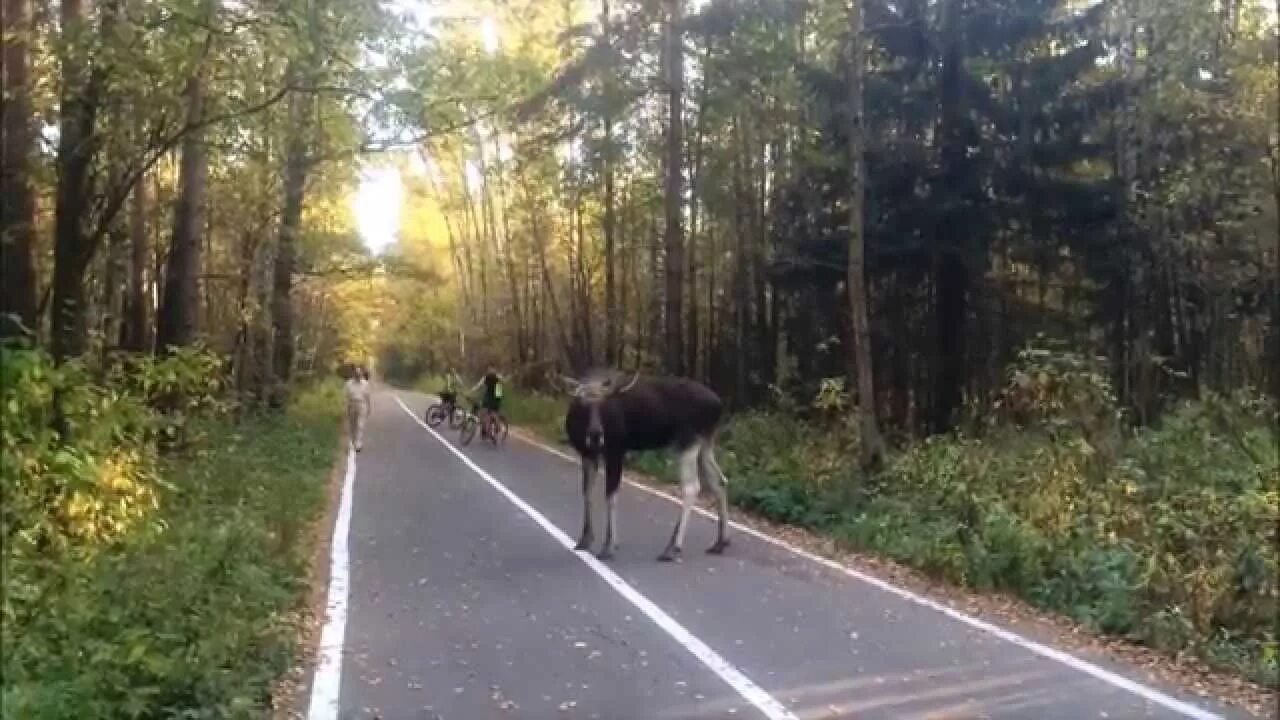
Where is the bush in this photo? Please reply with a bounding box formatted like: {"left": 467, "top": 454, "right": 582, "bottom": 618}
{"left": 871, "top": 389, "right": 1277, "bottom": 684}
{"left": 504, "top": 391, "right": 567, "bottom": 442}
{"left": 1, "top": 344, "right": 341, "bottom": 718}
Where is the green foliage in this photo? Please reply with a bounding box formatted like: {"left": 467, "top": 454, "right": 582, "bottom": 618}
{"left": 1, "top": 345, "right": 341, "bottom": 718}
{"left": 107, "top": 346, "right": 234, "bottom": 447}
{"left": 990, "top": 339, "right": 1123, "bottom": 442}
{"left": 850, "top": 392, "right": 1273, "bottom": 685}
{"left": 0, "top": 345, "right": 225, "bottom": 564}
{"left": 504, "top": 391, "right": 567, "bottom": 443}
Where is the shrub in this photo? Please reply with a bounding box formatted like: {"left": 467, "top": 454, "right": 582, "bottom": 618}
{"left": 721, "top": 388, "right": 1275, "bottom": 684}
{"left": 1, "top": 343, "right": 339, "bottom": 718}
{"left": 504, "top": 391, "right": 566, "bottom": 442}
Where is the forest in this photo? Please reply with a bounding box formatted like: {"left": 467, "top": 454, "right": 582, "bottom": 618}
{"left": 380, "top": 0, "right": 1277, "bottom": 695}
{"left": 2, "top": 0, "right": 1277, "bottom": 716}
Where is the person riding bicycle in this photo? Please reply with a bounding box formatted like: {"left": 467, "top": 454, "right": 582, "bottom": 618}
{"left": 438, "top": 368, "right": 463, "bottom": 410}
{"left": 468, "top": 365, "right": 504, "bottom": 437}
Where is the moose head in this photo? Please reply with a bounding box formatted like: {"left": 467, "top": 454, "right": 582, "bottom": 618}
{"left": 560, "top": 370, "right": 639, "bottom": 452}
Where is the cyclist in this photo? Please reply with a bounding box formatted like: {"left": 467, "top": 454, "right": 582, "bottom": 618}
{"left": 438, "top": 368, "right": 463, "bottom": 413}
{"left": 468, "top": 365, "right": 504, "bottom": 439}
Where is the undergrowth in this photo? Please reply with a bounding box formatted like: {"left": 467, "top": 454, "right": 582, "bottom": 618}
{"left": 489, "top": 348, "right": 1279, "bottom": 687}
{"left": 2, "top": 344, "right": 341, "bottom": 718}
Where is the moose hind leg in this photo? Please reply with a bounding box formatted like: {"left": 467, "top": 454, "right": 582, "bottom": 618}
{"left": 575, "top": 457, "right": 598, "bottom": 551}
{"left": 658, "top": 442, "right": 701, "bottom": 562}
{"left": 700, "top": 445, "right": 731, "bottom": 554}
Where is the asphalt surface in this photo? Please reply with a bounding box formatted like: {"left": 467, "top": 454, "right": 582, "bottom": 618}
{"left": 320, "top": 388, "right": 1245, "bottom": 720}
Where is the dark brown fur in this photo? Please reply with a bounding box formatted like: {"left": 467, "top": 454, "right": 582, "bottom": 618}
{"left": 564, "top": 370, "right": 731, "bottom": 561}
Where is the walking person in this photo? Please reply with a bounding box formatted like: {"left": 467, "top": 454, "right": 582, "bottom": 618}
{"left": 345, "top": 365, "right": 372, "bottom": 452}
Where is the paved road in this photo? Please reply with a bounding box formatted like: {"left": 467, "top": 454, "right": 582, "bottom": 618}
{"left": 311, "top": 388, "right": 1244, "bottom": 720}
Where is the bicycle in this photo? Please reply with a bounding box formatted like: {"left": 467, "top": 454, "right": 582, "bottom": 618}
{"left": 459, "top": 401, "right": 509, "bottom": 447}
{"left": 424, "top": 392, "right": 465, "bottom": 429}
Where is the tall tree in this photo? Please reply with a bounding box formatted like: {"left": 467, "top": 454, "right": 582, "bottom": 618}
{"left": 661, "top": 0, "right": 685, "bottom": 374}
{"left": 846, "top": 0, "right": 884, "bottom": 467}
{"left": 931, "top": 0, "right": 973, "bottom": 432}
{"left": 271, "top": 69, "right": 312, "bottom": 397}
{"left": 121, "top": 175, "right": 150, "bottom": 352}
{"left": 157, "top": 22, "right": 214, "bottom": 352}
{"left": 50, "top": 0, "right": 117, "bottom": 358}
{"left": 0, "top": 0, "right": 39, "bottom": 340}
{"left": 1272, "top": 0, "right": 1280, "bottom": 403}
{"left": 600, "top": 0, "right": 619, "bottom": 365}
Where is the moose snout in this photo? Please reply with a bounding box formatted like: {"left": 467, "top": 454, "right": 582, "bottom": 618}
{"left": 586, "top": 428, "right": 605, "bottom": 449}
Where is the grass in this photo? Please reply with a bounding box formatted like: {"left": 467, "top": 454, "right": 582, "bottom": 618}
{"left": 504, "top": 392, "right": 569, "bottom": 442}
{"left": 2, "top": 381, "right": 342, "bottom": 719}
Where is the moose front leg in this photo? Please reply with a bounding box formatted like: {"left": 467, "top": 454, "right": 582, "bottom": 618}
{"left": 575, "top": 457, "right": 598, "bottom": 551}
{"left": 597, "top": 453, "right": 623, "bottom": 560}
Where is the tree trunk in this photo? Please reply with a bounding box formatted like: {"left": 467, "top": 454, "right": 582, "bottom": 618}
{"left": 521, "top": 173, "right": 573, "bottom": 363}
{"left": 575, "top": 191, "right": 594, "bottom": 363}
{"left": 491, "top": 139, "right": 526, "bottom": 361}
{"left": 731, "top": 123, "right": 749, "bottom": 402}
{"left": 121, "top": 174, "right": 150, "bottom": 351}
{"left": 846, "top": 0, "right": 886, "bottom": 466}
{"left": 272, "top": 77, "right": 311, "bottom": 399}
{"left": 1271, "top": 0, "right": 1280, "bottom": 403}
{"left": 456, "top": 151, "right": 489, "bottom": 330}
{"left": 424, "top": 147, "right": 474, "bottom": 317}
{"left": 685, "top": 41, "right": 712, "bottom": 378}
{"left": 156, "top": 70, "right": 209, "bottom": 352}
{"left": 0, "top": 0, "right": 39, "bottom": 340}
{"left": 662, "top": 0, "right": 685, "bottom": 374}
{"left": 51, "top": 0, "right": 114, "bottom": 359}
{"left": 102, "top": 219, "right": 127, "bottom": 351}
{"left": 931, "top": 0, "right": 969, "bottom": 433}
{"left": 601, "top": 0, "right": 618, "bottom": 365}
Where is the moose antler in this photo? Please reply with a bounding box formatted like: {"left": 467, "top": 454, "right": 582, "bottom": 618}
{"left": 558, "top": 374, "right": 585, "bottom": 397}
{"left": 612, "top": 371, "right": 640, "bottom": 395}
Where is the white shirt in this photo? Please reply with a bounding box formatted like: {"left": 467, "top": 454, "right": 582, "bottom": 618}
{"left": 345, "top": 378, "right": 370, "bottom": 411}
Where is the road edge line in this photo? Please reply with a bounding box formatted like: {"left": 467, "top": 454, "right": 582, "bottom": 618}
{"left": 306, "top": 445, "right": 357, "bottom": 720}
{"left": 507, "top": 424, "right": 1224, "bottom": 720}
{"left": 394, "top": 396, "right": 799, "bottom": 720}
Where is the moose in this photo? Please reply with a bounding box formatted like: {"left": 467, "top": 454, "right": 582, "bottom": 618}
{"left": 562, "top": 369, "right": 731, "bottom": 562}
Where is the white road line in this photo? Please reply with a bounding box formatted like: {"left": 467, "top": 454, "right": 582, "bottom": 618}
{"left": 508, "top": 421, "right": 1226, "bottom": 720}
{"left": 394, "top": 396, "right": 798, "bottom": 720}
{"left": 306, "top": 446, "right": 357, "bottom": 720}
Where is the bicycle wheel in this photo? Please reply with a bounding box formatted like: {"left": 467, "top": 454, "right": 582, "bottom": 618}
{"left": 490, "top": 415, "right": 509, "bottom": 446}
{"left": 425, "top": 403, "right": 446, "bottom": 427}
{"left": 459, "top": 415, "right": 478, "bottom": 445}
